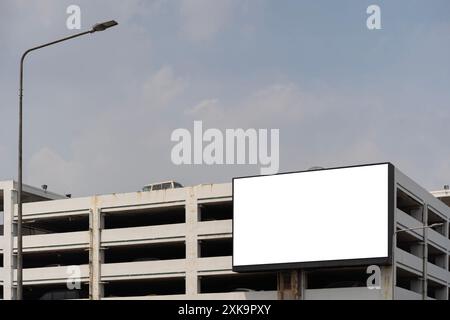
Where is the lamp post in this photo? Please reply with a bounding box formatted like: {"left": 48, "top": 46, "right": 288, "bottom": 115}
{"left": 17, "top": 20, "right": 118, "bottom": 300}
{"left": 393, "top": 222, "right": 443, "bottom": 300}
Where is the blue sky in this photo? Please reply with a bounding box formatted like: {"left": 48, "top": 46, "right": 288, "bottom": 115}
{"left": 0, "top": 0, "right": 449, "bottom": 196}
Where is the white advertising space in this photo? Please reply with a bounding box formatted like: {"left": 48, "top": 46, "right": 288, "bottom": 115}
{"left": 233, "top": 164, "right": 390, "bottom": 269}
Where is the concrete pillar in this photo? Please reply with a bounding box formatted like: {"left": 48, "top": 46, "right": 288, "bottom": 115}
{"left": 2, "top": 182, "right": 15, "bottom": 300}
{"left": 89, "top": 204, "right": 103, "bottom": 300}
{"left": 423, "top": 207, "right": 428, "bottom": 300}
{"left": 185, "top": 187, "right": 199, "bottom": 297}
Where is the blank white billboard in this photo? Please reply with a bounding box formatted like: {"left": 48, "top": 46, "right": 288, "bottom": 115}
{"left": 233, "top": 163, "right": 393, "bottom": 271}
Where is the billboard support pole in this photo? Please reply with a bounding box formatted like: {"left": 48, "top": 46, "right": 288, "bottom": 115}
{"left": 277, "top": 273, "right": 284, "bottom": 300}
{"left": 292, "top": 270, "right": 300, "bottom": 300}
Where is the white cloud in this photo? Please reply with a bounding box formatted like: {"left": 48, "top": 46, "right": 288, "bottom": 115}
{"left": 185, "top": 83, "right": 307, "bottom": 128}
{"left": 179, "top": 0, "right": 236, "bottom": 41}
{"left": 237, "top": 84, "right": 305, "bottom": 126}
{"left": 185, "top": 98, "right": 224, "bottom": 120}
{"left": 142, "top": 66, "right": 186, "bottom": 108}
{"left": 26, "top": 98, "right": 176, "bottom": 196}
{"left": 27, "top": 147, "right": 83, "bottom": 195}
{"left": 25, "top": 82, "right": 307, "bottom": 196}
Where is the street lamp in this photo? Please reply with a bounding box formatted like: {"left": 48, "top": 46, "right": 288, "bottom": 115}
{"left": 393, "top": 222, "right": 444, "bottom": 300}
{"left": 17, "top": 20, "right": 118, "bottom": 300}
{"left": 92, "top": 20, "right": 118, "bottom": 32}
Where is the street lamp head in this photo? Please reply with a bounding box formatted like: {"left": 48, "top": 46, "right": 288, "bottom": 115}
{"left": 92, "top": 20, "right": 118, "bottom": 32}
